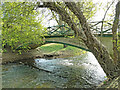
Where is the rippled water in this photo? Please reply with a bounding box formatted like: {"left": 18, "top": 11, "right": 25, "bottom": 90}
{"left": 2, "top": 52, "right": 107, "bottom": 88}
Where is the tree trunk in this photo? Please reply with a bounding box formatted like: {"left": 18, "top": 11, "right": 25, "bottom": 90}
{"left": 37, "top": 2, "right": 119, "bottom": 79}
{"left": 117, "top": 2, "right": 120, "bottom": 88}
{"left": 112, "top": 1, "right": 120, "bottom": 64}
{"left": 65, "top": 2, "right": 118, "bottom": 79}
{"left": 51, "top": 11, "right": 68, "bottom": 48}
{"left": 112, "top": 2, "right": 120, "bottom": 87}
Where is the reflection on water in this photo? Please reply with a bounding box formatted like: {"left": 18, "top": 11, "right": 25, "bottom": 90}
{"left": 2, "top": 52, "right": 107, "bottom": 88}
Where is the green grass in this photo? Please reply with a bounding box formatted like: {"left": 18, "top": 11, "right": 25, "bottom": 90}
{"left": 59, "top": 45, "right": 86, "bottom": 55}
{"left": 38, "top": 43, "right": 86, "bottom": 55}
{"left": 39, "top": 44, "right": 63, "bottom": 53}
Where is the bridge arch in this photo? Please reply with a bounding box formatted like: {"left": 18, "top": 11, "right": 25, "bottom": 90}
{"left": 45, "top": 41, "right": 91, "bottom": 52}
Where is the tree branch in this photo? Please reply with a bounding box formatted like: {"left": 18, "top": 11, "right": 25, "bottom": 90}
{"left": 37, "top": 2, "right": 87, "bottom": 40}
{"left": 65, "top": 2, "right": 118, "bottom": 79}
{"left": 100, "top": 0, "right": 115, "bottom": 36}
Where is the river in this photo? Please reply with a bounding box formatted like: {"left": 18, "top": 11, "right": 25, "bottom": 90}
{"left": 2, "top": 52, "right": 107, "bottom": 88}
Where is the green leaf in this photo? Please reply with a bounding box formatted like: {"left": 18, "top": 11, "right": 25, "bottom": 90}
{"left": 2, "top": 2, "right": 46, "bottom": 53}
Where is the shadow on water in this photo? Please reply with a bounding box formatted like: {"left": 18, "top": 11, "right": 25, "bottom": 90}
{"left": 2, "top": 52, "right": 107, "bottom": 88}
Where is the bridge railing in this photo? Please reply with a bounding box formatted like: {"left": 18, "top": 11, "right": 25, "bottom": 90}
{"left": 89, "top": 21, "right": 113, "bottom": 35}
{"left": 46, "top": 24, "right": 74, "bottom": 36}
{"left": 46, "top": 21, "right": 115, "bottom": 36}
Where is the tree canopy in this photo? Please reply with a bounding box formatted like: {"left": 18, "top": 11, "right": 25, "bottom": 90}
{"left": 1, "top": 1, "right": 119, "bottom": 79}
{"left": 2, "top": 2, "right": 46, "bottom": 52}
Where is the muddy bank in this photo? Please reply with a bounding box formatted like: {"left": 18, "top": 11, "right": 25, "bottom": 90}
{"left": 2, "top": 48, "right": 43, "bottom": 64}
{"left": 2, "top": 52, "right": 107, "bottom": 88}
{"left": 2, "top": 47, "right": 81, "bottom": 64}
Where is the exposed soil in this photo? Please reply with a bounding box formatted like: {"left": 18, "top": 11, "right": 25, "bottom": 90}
{"left": 1, "top": 48, "right": 119, "bottom": 89}
{"left": 1, "top": 47, "right": 77, "bottom": 64}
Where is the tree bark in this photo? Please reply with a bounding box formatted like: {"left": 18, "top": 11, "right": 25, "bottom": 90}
{"left": 117, "top": 2, "right": 120, "bottom": 88}
{"left": 65, "top": 2, "right": 118, "bottom": 79}
{"left": 37, "top": 2, "right": 87, "bottom": 41}
{"left": 37, "top": 2, "right": 119, "bottom": 79}
{"left": 51, "top": 12, "right": 68, "bottom": 48}
{"left": 112, "top": 1, "right": 120, "bottom": 64}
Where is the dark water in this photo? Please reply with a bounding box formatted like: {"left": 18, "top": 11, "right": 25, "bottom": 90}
{"left": 2, "top": 52, "right": 107, "bottom": 88}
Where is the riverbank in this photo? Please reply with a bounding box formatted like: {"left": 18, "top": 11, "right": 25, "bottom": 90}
{"left": 37, "top": 43, "right": 86, "bottom": 58}
{"left": 2, "top": 44, "right": 119, "bottom": 89}
{"left": 2, "top": 52, "right": 107, "bottom": 88}
{"left": 97, "top": 76, "right": 119, "bottom": 89}
{"left": 2, "top": 43, "right": 86, "bottom": 64}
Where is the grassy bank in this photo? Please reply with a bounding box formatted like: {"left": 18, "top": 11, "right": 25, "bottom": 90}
{"left": 37, "top": 43, "right": 86, "bottom": 57}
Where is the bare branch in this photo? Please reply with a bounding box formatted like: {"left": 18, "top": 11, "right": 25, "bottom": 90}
{"left": 100, "top": 0, "right": 115, "bottom": 36}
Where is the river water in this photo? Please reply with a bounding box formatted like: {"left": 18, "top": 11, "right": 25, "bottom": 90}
{"left": 2, "top": 52, "right": 107, "bottom": 88}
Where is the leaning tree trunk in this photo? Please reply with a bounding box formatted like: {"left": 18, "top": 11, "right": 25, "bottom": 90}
{"left": 52, "top": 13, "right": 67, "bottom": 48}
{"left": 58, "top": 16, "right": 67, "bottom": 48}
{"left": 37, "top": 2, "right": 119, "bottom": 79}
{"left": 65, "top": 2, "right": 119, "bottom": 79}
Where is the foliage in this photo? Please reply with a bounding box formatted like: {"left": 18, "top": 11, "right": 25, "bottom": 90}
{"left": 118, "top": 32, "right": 120, "bottom": 51}
{"left": 77, "top": 0, "right": 97, "bottom": 20}
{"left": 2, "top": 2, "right": 46, "bottom": 52}
{"left": 50, "top": 0, "right": 97, "bottom": 34}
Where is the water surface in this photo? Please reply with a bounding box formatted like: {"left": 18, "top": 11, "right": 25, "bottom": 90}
{"left": 2, "top": 52, "right": 107, "bottom": 88}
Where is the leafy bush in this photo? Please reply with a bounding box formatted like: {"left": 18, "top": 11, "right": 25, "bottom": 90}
{"left": 2, "top": 2, "right": 46, "bottom": 52}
